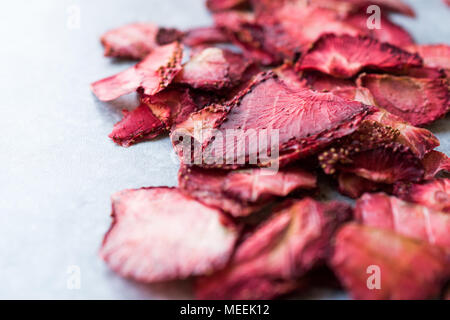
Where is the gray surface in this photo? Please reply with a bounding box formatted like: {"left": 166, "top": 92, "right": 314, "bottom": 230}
{"left": 0, "top": 0, "right": 449, "bottom": 299}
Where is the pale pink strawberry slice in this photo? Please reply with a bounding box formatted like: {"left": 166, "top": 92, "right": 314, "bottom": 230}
{"left": 100, "top": 187, "right": 240, "bottom": 283}
{"left": 183, "top": 27, "right": 230, "bottom": 47}
{"left": 100, "top": 23, "right": 182, "bottom": 60}
{"left": 175, "top": 47, "right": 251, "bottom": 90}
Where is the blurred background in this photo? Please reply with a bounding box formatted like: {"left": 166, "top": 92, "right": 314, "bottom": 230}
{"left": 0, "top": 0, "right": 449, "bottom": 299}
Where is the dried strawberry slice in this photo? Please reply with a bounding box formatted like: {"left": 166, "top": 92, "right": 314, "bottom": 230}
{"left": 179, "top": 165, "right": 317, "bottom": 217}
{"left": 422, "top": 151, "right": 450, "bottom": 180}
{"left": 358, "top": 73, "right": 449, "bottom": 126}
{"left": 141, "top": 88, "right": 198, "bottom": 129}
{"left": 175, "top": 48, "right": 250, "bottom": 90}
{"left": 156, "top": 28, "right": 184, "bottom": 45}
{"left": 109, "top": 103, "right": 165, "bottom": 147}
{"left": 201, "top": 72, "right": 373, "bottom": 168}
{"left": 223, "top": 167, "right": 317, "bottom": 201}
{"left": 178, "top": 166, "right": 264, "bottom": 217}
{"left": 406, "top": 44, "right": 450, "bottom": 71}
{"left": 394, "top": 179, "right": 450, "bottom": 213}
{"left": 270, "top": 5, "right": 360, "bottom": 56}
{"left": 406, "top": 66, "right": 448, "bottom": 80}
{"left": 330, "top": 223, "right": 449, "bottom": 300}
{"left": 100, "top": 23, "right": 180, "bottom": 60}
{"left": 196, "top": 198, "right": 352, "bottom": 300}
{"left": 344, "top": 13, "right": 414, "bottom": 48}
{"left": 302, "top": 72, "right": 356, "bottom": 93}
{"left": 296, "top": 34, "right": 422, "bottom": 78}
{"left": 226, "top": 4, "right": 360, "bottom": 64}
{"left": 171, "top": 104, "right": 228, "bottom": 162}
{"left": 109, "top": 88, "right": 197, "bottom": 147}
{"left": 338, "top": 172, "right": 386, "bottom": 199}
{"left": 366, "top": 109, "right": 440, "bottom": 159}
{"left": 206, "top": 0, "right": 249, "bottom": 12}
{"left": 320, "top": 125, "right": 425, "bottom": 184}
{"left": 340, "top": 143, "right": 424, "bottom": 184}
{"left": 101, "top": 23, "right": 158, "bottom": 60}
{"left": 213, "top": 10, "right": 256, "bottom": 32}
{"left": 183, "top": 27, "right": 230, "bottom": 47}
{"left": 407, "top": 44, "right": 450, "bottom": 81}
{"left": 319, "top": 121, "right": 399, "bottom": 173}
{"left": 355, "top": 193, "right": 450, "bottom": 249}
{"left": 100, "top": 187, "right": 239, "bottom": 283}
{"left": 226, "top": 22, "right": 281, "bottom": 65}
{"left": 340, "top": 0, "right": 415, "bottom": 17}
{"left": 91, "top": 42, "right": 183, "bottom": 101}
{"left": 272, "top": 64, "right": 309, "bottom": 90}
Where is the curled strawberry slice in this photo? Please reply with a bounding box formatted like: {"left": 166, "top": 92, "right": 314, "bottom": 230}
{"left": 91, "top": 42, "right": 183, "bottom": 101}
{"left": 109, "top": 88, "right": 198, "bottom": 147}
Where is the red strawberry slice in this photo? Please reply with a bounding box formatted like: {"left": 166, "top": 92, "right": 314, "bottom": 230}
{"left": 358, "top": 73, "right": 449, "bottom": 126}
{"left": 196, "top": 198, "right": 352, "bottom": 300}
{"left": 108, "top": 103, "right": 165, "bottom": 147}
{"left": 394, "top": 178, "right": 450, "bottom": 213}
{"left": 109, "top": 88, "right": 197, "bottom": 146}
{"left": 344, "top": 13, "right": 414, "bottom": 48}
{"left": 338, "top": 172, "right": 386, "bottom": 199}
{"left": 366, "top": 109, "right": 440, "bottom": 159}
{"left": 207, "top": 0, "right": 248, "bottom": 12}
{"left": 91, "top": 42, "right": 183, "bottom": 101}
{"left": 422, "top": 151, "right": 450, "bottom": 180}
{"left": 178, "top": 165, "right": 317, "bottom": 217}
{"left": 296, "top": 34, "right": 422, "bottom": 78}
{"left": 201, "top": 72, "right": 373, "bottom": 168}
{"left": 355, "top": 193, "right": 450, "bottom": 249}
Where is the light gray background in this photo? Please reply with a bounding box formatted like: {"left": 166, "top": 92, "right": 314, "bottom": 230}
{"left": 0, "top": 0, "right": 449, "bottom": 299}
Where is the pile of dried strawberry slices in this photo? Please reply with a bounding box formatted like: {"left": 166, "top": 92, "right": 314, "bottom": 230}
{"left": 91, "top": 0, "right": 450, "bottom": 300}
